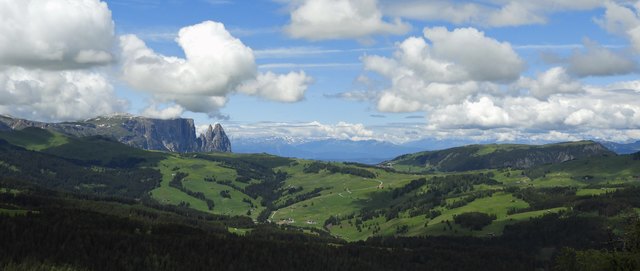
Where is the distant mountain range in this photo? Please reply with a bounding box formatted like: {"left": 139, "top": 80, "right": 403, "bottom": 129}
{"left": 2, "top": 114, "right": 638, "bottom": 163}
{"left": 232, "top": 137, "right": 424, "bottom": 164}
{"left": 600, "top": 140, "right": 640, "bottom": 154}
{"left": 0, "top": 114, "right": 231, "bottom": 153}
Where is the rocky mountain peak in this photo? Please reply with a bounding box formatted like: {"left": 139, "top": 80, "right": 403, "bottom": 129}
{"left": 198, "top": 123, "right": 231, "bottom": 152}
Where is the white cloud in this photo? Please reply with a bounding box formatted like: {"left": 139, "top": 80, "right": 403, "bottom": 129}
{"left": 361, "top": 27, "right": 523, "bottom": 113}
{"left": 516, "top": 67, "right": 583, "bottom": 100}
{"left": 238, "top": 71, "right": 313, "bottom": 102}
{"left": 120, "top": 21, "right": 256, "bottom": 97}
{"left": 0, "top": 0, "right": 115, "bottom": 69}
{"left": 120, "top": 21, "right": 312, "bottom": 114}
{"left": 424, "top": 86, "right": 640, "bottom": 131}
{"left": 284, "top": 0, "right": 410, "bottom": 41}
{"left": 0, "top": 67, "right": 126, "bottom": 121}
{"left": 487, "top": 1, "right": 546, "bottom": 27}
{"left": 141, "top": 104, "right": 185, "bottom": 120}
{"left": 597, "top": 2, "right": 640, "bottom": 52}
{"left": 363, "top": 28, "right": 524, "bottom": 85}
{"left": 352, "top": 27, "right": 640, "bottom": 138}
{"left": 0, "top": 0, "right": 125, "bottom": 122}
{"left": 564, "top": 109, "right": 596, "bottom": 126}
{"left": 565, "top": 39, "right": 637, "bottom": 77}
{"left": 422, "top": 27, "right": 524, "bottom": 82}
{"left": 382, "top": 0, "right": 602, "bottom": 27}
{"left": 428, "top": 96, "right": 512, "bottom": 129}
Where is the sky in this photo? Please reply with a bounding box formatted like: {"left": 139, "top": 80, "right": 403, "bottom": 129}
{"left": 2, "top": 0, "right": 640, "bottom": 144}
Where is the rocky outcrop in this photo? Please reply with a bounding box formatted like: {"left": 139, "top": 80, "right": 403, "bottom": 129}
{"left": 197, "top": 124, "right": 232, "bottom": 152}
{"left": 0, "top": 114, "right": 231, "bottom": 153}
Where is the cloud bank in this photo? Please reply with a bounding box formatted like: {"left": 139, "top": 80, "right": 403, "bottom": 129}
{"left": 341, "top": 26, "right": 640, "bottom": 141}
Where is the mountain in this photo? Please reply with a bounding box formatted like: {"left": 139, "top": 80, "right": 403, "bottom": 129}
{"left": 600, "top": 140, "right": 640, "bottom": 154}
{"left": 232, "top": 137, "right": 421, "bottom": 164}
{"left": 198, "top": 124, "right": 232, "bottom": 152}
{"left": 0, "top": 114, "right": 231, "bottom": 153}
{"left": 385, "top": 140, "right": 615, "bottom": 172}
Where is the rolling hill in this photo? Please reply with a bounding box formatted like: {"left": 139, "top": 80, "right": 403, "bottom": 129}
{"left": 384, "top": 141, "right": 615, "bottom": 173}
{"left": 1, "top": 128, "right": 639, "bottom": 270}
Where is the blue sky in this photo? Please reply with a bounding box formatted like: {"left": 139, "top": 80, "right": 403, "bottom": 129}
{"left": 2, "top": 0, "right": 640, "bottom": 143}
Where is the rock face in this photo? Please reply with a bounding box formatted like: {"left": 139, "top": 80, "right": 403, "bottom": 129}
{"left": 198, "top": 124, "right": 232, "bottom": 153}
{"left": 0, "top": 114, "right": 231, "bottom": 153}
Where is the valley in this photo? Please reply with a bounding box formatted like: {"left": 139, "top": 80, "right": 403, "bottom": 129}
{"left": 1, "top": 126, "right": 640, "bottom": 270}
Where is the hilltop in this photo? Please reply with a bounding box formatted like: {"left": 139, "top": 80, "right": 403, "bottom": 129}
{"left": 384, "top": 141, "right": 615, "bottom": 173}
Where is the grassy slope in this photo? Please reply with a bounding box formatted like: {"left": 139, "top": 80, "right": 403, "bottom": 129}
{"left": 388, "top": 141, "right": 611, "bottom": 173}
{"left": 150, "top": 155, "right": 263, "bottom": 219}
{"left": 2, "top": 131, "right": 638, "bottom": 242}
{"left": 271, "top": 160, "right": 418, "bottom": 226}
{"left": 528, "top": 154, "right": 640, "bottom": 184}
{"left": 0, "top": 128, "right": 166, "bottom": 167}
{"left": 0, "top": 127, "right": 68, "bottom": 151}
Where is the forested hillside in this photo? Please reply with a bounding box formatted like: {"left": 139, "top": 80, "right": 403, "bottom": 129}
{"left": 1, "top": 128, "right": 639, "bottom": 270}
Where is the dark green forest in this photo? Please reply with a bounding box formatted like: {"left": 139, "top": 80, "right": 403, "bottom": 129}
{"left": 0, "top": 130, "right": 639, "bottom": 270}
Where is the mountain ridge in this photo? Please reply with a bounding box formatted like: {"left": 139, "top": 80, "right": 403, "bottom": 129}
{"left": 0, "top": 114, "right": 231, "bottom": 153}
{"left": 384, "top": 140, "right": 615, "bottom": 172}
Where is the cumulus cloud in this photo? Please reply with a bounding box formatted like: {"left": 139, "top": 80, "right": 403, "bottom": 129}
{"left": 120, "top": 21, "right": 312, "bottom": 114}
{"left": 428, "top": 96, "right": 511, "bottom": 129}
{"left": 0, "top": 67, "right": 126, "bottom": 121}
{"left": 350, "top": 23, "right": 640, "bottom": 140}
{"left": 0, "top": 0, "right": 125, "bottom": 122}
{"left": 361, "top": 27, "right": 522, "bottom": 112}
{"left": 565, "top": 40, "right": 637, "bottom": 77}
{"left": 516, "top": 67, "right": 583, "bottom": 100}
{"left": 238, "top": 71, "right": 313, "bottom": 102}
{"left": 120, "top": 22, "right": 256, "bottom": 97}
{"left": 422, "top": 27, "right": 524, "bottom": 82}
{"left": 363, "top": 27, "right": 523, "bottom": 85}
{"left": 284, "top": 0, "right": 410, "bottom": 41}
{"left": 0, "top": 0, "right": 115, "bottom": 69}
{"left": 382, "top": 0, "right": 602, "bottom": 27}
{"left": 597, "top": 1, "right": 640, "bottom": 52}
{"left": 141, "top": 104, "right": 185, "bottom": 120}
